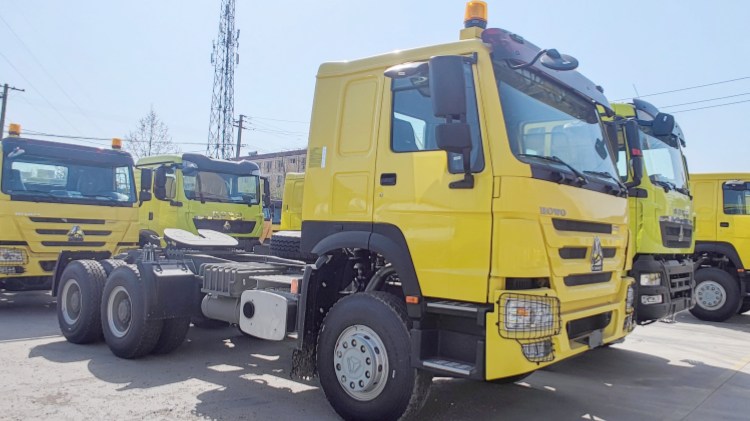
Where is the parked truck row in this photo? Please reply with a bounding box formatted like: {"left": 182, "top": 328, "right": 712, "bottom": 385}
{"left": 2, "top": 2, "right": 747, "bottom": 420}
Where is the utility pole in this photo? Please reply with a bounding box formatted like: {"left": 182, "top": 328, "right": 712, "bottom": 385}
{"left": 234, "top": 114, "right": 248, "bottom": 158}
{"left": 0, "top": 84, "right": 25, "bottom": 138}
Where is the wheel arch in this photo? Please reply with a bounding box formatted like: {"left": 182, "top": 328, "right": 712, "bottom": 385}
{"left": 695, "top": 241, "right": 744, "bottom": 271}
{"left": 51, "top": 250, "right": 112, "bottom": 296}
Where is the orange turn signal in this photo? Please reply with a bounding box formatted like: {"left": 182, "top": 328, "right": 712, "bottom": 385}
{"left": 405, "top": 295, "right": 420, "bottom": 304}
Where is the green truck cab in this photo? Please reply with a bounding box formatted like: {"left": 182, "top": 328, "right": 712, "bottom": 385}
{"left": 137, "top": 153, "right": 263, "bottom": 250}
{"left": 610, "top": 99, "right": 694, "bottom": 323}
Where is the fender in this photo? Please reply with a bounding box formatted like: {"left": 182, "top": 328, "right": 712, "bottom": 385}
{"left": 695, "top": 241, "right": 744, "bottom": 269}
{"left": 304, "top": 221, "right": 423, "bottom": 300}
{"left": 51, "top": 250, "right": 112, "bottom": 296}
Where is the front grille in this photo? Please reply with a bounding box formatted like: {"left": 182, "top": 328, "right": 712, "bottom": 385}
{"left": 29, "top": 217, "right": 105, "bottom": 224}
{"left": 563, "top": 272, "right": 612, "bottom": 286}
{"left": 552, "top": 219, "right": 612, "bottom": 234}
{"left": 669, "top": 271, "right": 693, "bottom": 300}
{"left": 567, "top": 312, "right": 612, "bottom": 340}
{"left": 559, "top": 247, "right": 616, "bottom": 259}
{"left": 41, "top": 241, "right": 106, "bottom": 247}
{"left": 660, "top": 220, "right": 692, "bottom": 248}
{"left": 193, "top": 218, "right": 257, "bottom": 234}
{"left": 35, "top": 229, "right": 111, "bottom": 236}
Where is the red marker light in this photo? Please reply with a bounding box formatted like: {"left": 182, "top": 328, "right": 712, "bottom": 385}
{"left": 631, "top": 148, "right": 643, "bottom": 157}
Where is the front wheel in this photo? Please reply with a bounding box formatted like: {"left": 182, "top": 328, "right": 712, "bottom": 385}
{"left": 101, "top": 265, "right": 164, "bottom": 358}
{"left": 690, "top": 268, "right": 741, "bottom": 322}
{"left": 317, "top": 292, "right": 431, "bottom": 421}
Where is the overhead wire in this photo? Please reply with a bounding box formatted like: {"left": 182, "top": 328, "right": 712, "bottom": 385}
{"left": 613, "top": 76, "right": 750, "bottom": 101}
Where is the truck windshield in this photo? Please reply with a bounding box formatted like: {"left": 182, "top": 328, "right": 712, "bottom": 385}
{"left": 1, "top": 151, "right": 136, "bottom": 206}
{"left": 494, "top": 61, "right": 619, "bottom": 184}
{"left": 183, "top": 170, "right": 259, "bottom": 205}
{"left": 639, "top": 126, "right": 688, "bottom": 193}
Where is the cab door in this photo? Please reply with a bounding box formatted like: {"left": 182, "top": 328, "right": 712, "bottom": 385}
{"left": 718, "top": 181, "right": 750, "bottom": 257}
{"left": 373, "top": 59, "right": 493, "bottom": 302}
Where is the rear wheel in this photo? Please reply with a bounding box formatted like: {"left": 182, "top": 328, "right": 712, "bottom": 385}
{"left": 57, "top": 260, "right": 107, "bottom": 344}
{"left": 317, "top": 291, "right": 432, "bottom": 421}
{"left": 152, "top": 317, "right": 191, "bottom": 355}
{"left": 101, "top": 265, "right": 163, "bottom": 358}
{"left": 690, "top": 268, "right": 741, "bottom": 322}
{"left": 99, "top": 258, "right": 127, "bottom": 276}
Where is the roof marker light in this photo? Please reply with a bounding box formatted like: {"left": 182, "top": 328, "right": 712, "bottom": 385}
{"left": 8, "top": 123, "right": 21, "bottom": 137}
{"left": 464, "top": 1, "right": 488, "bottom": 29}
{"left": 112, "top": 138, "right": 122, "bottom": 150}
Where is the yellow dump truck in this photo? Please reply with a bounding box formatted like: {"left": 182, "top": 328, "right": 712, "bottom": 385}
{"left": 54, "top": 3, "right": 641, "bottom": 419}
{"left": 137, "top": 153, "right": 264, "bottom": 251}
{"left": 0, "top": 125, "right": 139, "bottom": 292}
{"left": 609, "top": 100, "right": 694, "bottom": 323}
{"left": 691, "top": 173, "right": 750, "bottom": 320}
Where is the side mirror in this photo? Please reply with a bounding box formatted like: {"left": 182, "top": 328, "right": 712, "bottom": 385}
{"left": 139, "top": 191, "right": 152, "bottom": 203}
{"left": 153, "top": 166, "right": 167, "bottom": 200}
{"left": 429, "top": 55, "right": 474, "bottom": 189}
{"left": 652, "top": 112, "right": 675, "bottom": 137}
{"left": 624, "top": 120, "right": 643, "bottom": 187}
{"left": 429, "top": 55, "right": 467, "bottom": 119}
{"left": 140, "top": 168, "right": 153, "bottom": 192}
{"left": 539, "top": 49, "right": 579, "bottom": 71}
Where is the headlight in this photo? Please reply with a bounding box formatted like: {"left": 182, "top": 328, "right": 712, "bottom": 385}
{"left": 0, "top": 248, "right": 26, "bottom": 265}
{"left": 639, "top": 273, "right": 662, "bottom": 286}
{"left": 641, "top": 295, "right": 663, "bottom": 305}
{"left": 626, "top": 284, "right": 635, "bottom": 311}
{"left": 505, "top": 299, "right": 554, "bottom": 331}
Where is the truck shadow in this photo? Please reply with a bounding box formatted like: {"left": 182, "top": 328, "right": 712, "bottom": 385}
{"left": 672, "top": 311, "right": 750, "bottom": 333}
{"left": 0, "top": 291, "right": 60, "bottom": 341}
{"left": 28, "top": 325, "right": 750, "bottom": 421}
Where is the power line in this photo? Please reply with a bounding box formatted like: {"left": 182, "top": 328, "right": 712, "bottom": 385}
{"left": 671, "top": 99, "right": 750, "bottom": 114}
{"left": 0, "top": 50, "right": 81, "bottom": 134}
{"left": 613, "top": 76, "right": 750, "bottom": 101}
{"left": 0, "top": 15, "right": 105, "bottom": 132}
{"left": 662, "top": 92, "right": 750, "bottom": 108}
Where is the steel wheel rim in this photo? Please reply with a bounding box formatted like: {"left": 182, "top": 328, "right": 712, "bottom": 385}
{"left": 334, "top": 324, "right": 389, "bottom": 402}
{"left": 107, "top": 286, "right": 132, "bottom": 338}
{"left": 695, "top": 280, "right": 727, "bottom": 311}
{"left": 61, "top": 279, "right": 82, "bottom": 326}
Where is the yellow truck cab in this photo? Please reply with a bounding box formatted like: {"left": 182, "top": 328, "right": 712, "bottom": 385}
{"left": 137, "top": 153, "right": 263, "bottom": 250}
{"left": 290, "top": 4, "right": 635, "bottom": 418}
{"left": 0, "top": 125, "right": 139, "bottom": 291}
{"left": 609, "top": 100, "right": 694, "bottom": 323}
{"left": 691, "top": 173, "right": 750, "bottom": 320}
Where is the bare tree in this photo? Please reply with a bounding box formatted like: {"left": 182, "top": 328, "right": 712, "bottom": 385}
{"left": 125, "top": 106, "right": 179, "bottom": 159}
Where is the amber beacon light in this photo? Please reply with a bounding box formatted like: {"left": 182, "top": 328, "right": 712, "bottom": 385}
{"left": 111, "top": 137, "right": 122, "bottom": 149}
{"left": 464, "top": 1, "right": 488, "bottom": 28}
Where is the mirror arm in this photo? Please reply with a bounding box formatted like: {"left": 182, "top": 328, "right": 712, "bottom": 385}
{"left": 449, "top": 148, "right": 475, "bottom": 189}
{"left": 508, "top": 49, "right": 547, "bottom": 70}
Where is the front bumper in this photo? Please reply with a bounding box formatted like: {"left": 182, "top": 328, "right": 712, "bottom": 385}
{"left": 631, "top": 257, "right": 694, "bottom": 323}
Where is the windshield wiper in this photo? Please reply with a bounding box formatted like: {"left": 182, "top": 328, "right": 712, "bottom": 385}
{"left": 9, "top": 189, "right": 64, "bottom": 202}
{"left": 650, "top": 178, "right": 675, "bottom": 192}
{"left": 519, "top": 154, "right": 588, "bottom": 185}
{"left": 79, "top": 193, "right": 122, "bottom": 202}
{"left": 583, "top": 170, "right": 627, "bottom": 195}
{"left": 675, "top": 186, "right": 691, "bottom": 197}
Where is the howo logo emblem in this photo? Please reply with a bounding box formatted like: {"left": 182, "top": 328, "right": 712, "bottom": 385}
{"left": 591, "top": 236, "right": 603, "bottom": 272}
{"left": 223, "top": 221, "right": 231, "bottom": 232}
{"left": 67, "top": 225, "right": 85, "bottom": 242}
{"left": 347, "top": 356, "right": 363, "bottom": 375}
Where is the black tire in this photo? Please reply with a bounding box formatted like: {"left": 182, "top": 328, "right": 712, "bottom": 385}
{"left": 101, "top": 265, "right": 164, "bottom": 359}
{"left": 269, "top": 231, "right": 316, "bottom": 262}
{"left": 152, "top": 317, "right": 191, "bottom": 355}
{"left": 99, "top": 258, "right": 127, "bottom": 276}
{"left": 57, "top": 260, "right": 107, "bottom": 344}
{"left": 690, "top": 268, "right": 741, "bottom": 322}
{"left": 739, "top": 300, "right": 750, "bottom": 314}
{"left": 317, "top": 291, "right": 432, "bottom": 421}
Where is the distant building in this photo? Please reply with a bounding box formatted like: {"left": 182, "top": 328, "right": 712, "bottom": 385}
{"left": 238, "top": 149, "right": 307, "bottom": 199}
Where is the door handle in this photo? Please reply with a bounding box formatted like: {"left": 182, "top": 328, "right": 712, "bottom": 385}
{"left": 380, "top": 173, "right": 397, "bottom": 186}
{"left": 720, "top": 222, "right": 729, "bottom": 227}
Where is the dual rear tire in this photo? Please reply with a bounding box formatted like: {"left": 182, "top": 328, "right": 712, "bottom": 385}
{"left": 690, "top": 268, "right": 742, "bottom": 322}
{"left": 57, "top": 261, "right": 190, "bottom": 358}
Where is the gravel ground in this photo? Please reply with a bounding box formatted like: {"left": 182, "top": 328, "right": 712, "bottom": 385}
{"left": 1, "top": 291, "right": 749, "bottom": 420}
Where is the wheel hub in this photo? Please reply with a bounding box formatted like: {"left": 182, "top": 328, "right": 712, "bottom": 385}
{"left": 107, "top": 286, "right": 132, "bottom": 338}
{"left": 334, "top": 325, "right": 389, "bottom": 402}
{"left": 696, "top": 280, "right": 726, "bottom": 310}
{"left": 61, "top": 279, "right": 82, "bottom": 325}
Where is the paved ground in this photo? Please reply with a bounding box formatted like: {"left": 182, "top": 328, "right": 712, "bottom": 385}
{"left": 1, "top": 291, "right": 749, "bottom": 420}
